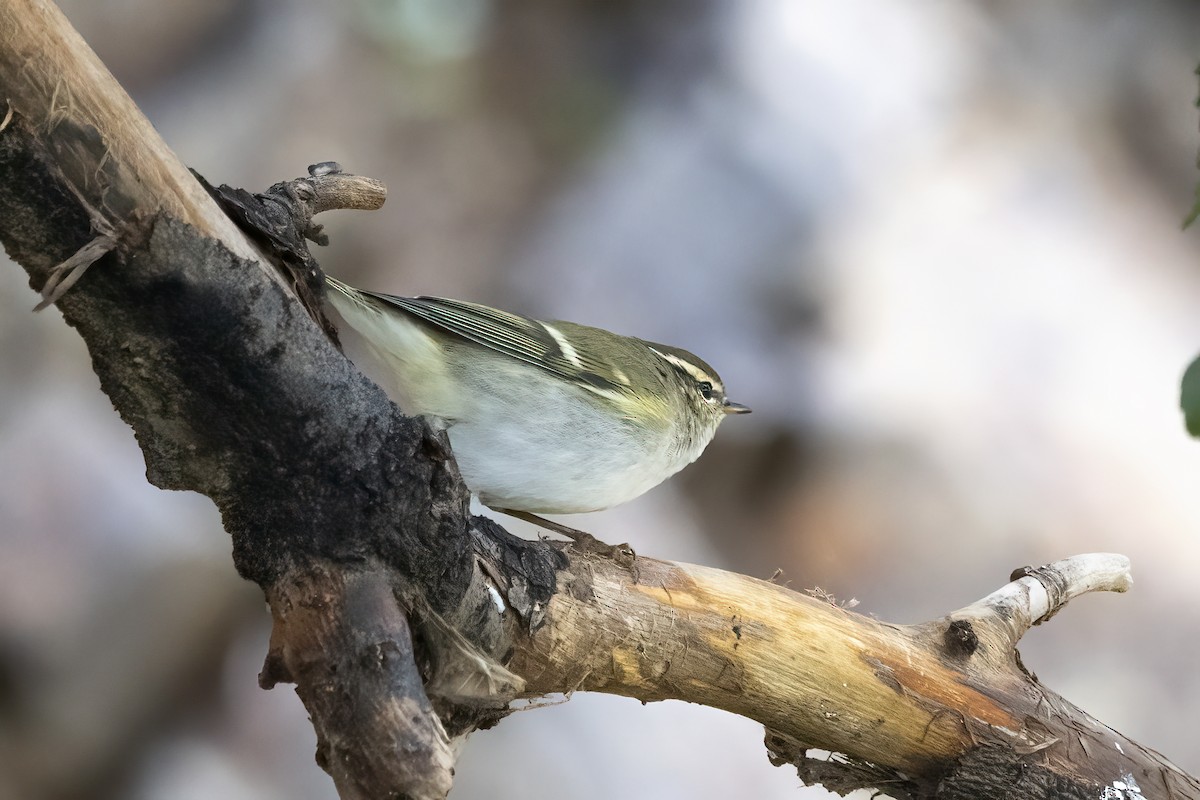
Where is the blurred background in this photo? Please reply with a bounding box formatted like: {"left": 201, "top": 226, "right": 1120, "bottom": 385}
{"left": 2, "top": 0, "right": 1199, "bottom": 798}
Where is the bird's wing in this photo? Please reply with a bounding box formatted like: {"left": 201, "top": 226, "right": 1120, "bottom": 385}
{"left": 362, "top": 292, "right": 628, "bottom": 393}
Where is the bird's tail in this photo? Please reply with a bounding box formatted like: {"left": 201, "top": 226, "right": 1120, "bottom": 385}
{"left": 324, "top": 274, "right": 379, "bottom": 315}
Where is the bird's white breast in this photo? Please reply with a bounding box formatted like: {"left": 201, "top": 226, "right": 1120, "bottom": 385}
{"left": 445, "top": 363, "right": 685, "bottom": 514}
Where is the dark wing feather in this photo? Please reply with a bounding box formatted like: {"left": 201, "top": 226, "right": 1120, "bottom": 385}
{"left": 360, "top": 292, "right": 622, "bottom": 390}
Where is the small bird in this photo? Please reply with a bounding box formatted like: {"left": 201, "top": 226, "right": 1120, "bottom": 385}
{"left": 324, "top": 276, "right": 749, "bottom": 545}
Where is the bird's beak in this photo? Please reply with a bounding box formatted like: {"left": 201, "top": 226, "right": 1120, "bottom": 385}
{"left": 723, "top": 400, "right": 752, "bottom": 415}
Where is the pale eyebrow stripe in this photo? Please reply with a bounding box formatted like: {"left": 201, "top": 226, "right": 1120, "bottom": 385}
{"left": 541, "top": 323, "right": 583, "bottom": 369}
{"left": 648, "top": 346, "right": 716, "bottom": 386}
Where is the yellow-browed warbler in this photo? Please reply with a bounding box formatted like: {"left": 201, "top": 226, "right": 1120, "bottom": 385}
{"left": 324, "top": 276, "right": 749, "bottom": 543}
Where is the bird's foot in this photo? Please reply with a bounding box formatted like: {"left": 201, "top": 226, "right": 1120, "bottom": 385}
{"left": 494, "top": 509, "right": 636, "bottom": 565}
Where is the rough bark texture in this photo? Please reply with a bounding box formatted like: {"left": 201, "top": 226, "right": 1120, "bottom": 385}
{"left": 261, "top": 565, "right": 458, "bottom": 800}
{"left": 3, "top": 1, "right": 1198, "bottom": 798}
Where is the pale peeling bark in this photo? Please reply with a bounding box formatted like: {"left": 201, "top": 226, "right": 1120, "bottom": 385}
{"left": 0, "top": 0, "right": 254, "bottom": 258}
{"left": 2, "top": 1, "right": 1197, "bottom": 798}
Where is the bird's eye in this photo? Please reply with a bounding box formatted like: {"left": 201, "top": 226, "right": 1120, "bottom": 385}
{"left": 697, "top": 381, "right": 714, "bottom": 400}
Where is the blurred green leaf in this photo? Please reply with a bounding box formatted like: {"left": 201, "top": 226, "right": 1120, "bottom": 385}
{"left": 1181, "top": 354, "right": 1200, "bottom": 437}
{"left": 1185, "top": 190, "right": 1200, "bottom": 230}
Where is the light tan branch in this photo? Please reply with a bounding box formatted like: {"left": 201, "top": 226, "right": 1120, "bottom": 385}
{"left": 491, "top": 550, "right": 1197, "bottom": 798}
{"left": 1, "top": 0, "right": 257, "bottom": 260}
{"left": 305, "top": 163, "right": 388, "bottom": 215}
{"left": 954, "top": 552, "right": 1133, "bottom": 648}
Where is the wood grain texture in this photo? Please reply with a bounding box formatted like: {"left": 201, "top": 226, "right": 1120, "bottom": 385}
{"left": 0, "top": 0, "right": 255, "bottom": 257}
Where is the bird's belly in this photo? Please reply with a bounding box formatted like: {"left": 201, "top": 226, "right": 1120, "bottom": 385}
{"left": 445, "top": 400, "right": 677, "bottom": 515}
